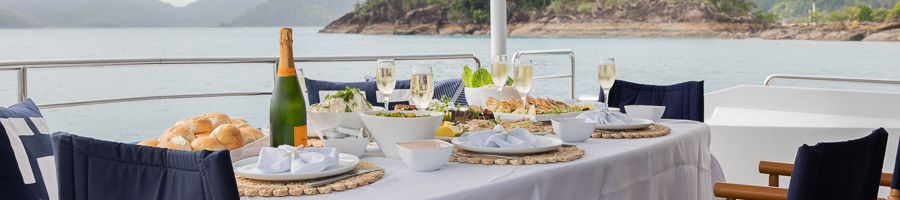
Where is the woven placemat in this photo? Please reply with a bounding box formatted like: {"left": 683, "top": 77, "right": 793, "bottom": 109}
{"left": 592, "top": 124, "right": 671, "bottom": 139}
{"left": 236, "top": 161, "right": 384, "bottom": 197}
{"left": 449, "top": 146, "right": 584, "bottom": 165}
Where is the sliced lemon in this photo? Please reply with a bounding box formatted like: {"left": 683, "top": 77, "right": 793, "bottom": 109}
{"left": 435, "top": 126, "right": 457, "bottom": 137}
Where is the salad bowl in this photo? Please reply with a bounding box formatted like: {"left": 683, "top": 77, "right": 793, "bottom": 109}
{"left": 359, "top": 110, "right": 444, "bottom": 158}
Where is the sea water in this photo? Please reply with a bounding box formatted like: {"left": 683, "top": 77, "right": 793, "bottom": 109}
{"left": 1, "top": 27, "right": 899, "bottom": 141}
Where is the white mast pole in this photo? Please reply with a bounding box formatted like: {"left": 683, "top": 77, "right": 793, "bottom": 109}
{"left": 490, "top": 0, "right": 507, "bottom": 62}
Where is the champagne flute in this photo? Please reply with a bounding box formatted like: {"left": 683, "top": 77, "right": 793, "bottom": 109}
{"left": 598, "top": 58, "right": 616, "bottom": 109}
{"left": 375, "top": 59, "right": 397, "bottom": 110}
{"left": 491, "top": 55, "right": 509, "bottom": 92}
{"left": 410, "top": 65, "right": 434, "bottom": 110}
{"left": 513, "top": 59, "right": 534, "bottom": 114}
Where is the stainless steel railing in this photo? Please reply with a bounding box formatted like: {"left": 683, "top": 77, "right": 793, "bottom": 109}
{"left": 511, "top": 49, "right": 576, "bottom": 99}
{"left": 1, "top": 54, "right": 482, "bottom": 108}
{"left": 763, "top": 74, "right": 900, "bottom": 87}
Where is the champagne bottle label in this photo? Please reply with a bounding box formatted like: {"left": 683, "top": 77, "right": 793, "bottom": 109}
{"left": 277, "top": 67, "right": 297, "bottom": 77}
{"left": 294, "top": 126, "right": 308, "bottom": 147}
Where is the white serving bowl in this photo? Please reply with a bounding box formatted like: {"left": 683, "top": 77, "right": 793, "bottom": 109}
{"left": 624, "top": 105, "right": 666, "bottom": 122}
{"left": 307, "top": 107, "right": 384, "bottom": 136}
{"left": 551, "top": 118, "right": 594, "bottom": 142}
{"left": 464, "top": 86, "right": 521, "bottom": 107}
{"left": 396, "top": 139, "right": 453, "bottom": 172}
{"left": 359, "top": 110, "right": 444, "bottom": 158}
{"left": 324, "top": 137, "right": 369, "bottom": 157}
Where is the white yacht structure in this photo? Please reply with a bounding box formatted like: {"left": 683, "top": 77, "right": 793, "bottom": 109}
{"left": 2, "top": 0, "right": 898, "bottom": 199}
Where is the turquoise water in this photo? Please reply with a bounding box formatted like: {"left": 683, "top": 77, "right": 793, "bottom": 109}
{"left": 1, "top": 27, "right": 899, "bottom": 141}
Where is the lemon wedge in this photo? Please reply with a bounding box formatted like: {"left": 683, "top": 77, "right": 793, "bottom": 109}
{"left": 435, "top": 126, "right": 457, "bottom": 137}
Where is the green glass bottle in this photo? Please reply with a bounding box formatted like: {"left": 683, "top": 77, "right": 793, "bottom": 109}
{"left": 270, "top": 27, "right": 308, "bottom": 147}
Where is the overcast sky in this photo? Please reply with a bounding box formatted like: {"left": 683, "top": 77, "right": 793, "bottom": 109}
{"left": 159, "top": 0, "right": 196, "bottom": 7}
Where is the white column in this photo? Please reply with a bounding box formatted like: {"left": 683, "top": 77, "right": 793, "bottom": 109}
{"left": 490, "top": 0, "right": 507, "bottom": 61}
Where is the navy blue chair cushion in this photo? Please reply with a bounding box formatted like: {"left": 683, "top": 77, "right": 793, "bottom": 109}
{"left": 894, "top": 132, "right": 900, "bottom": 188}
{"left": 786, "top": 128, "right": 888, "bottom": 200}
{"left": 603, "top": 80, "right": 704, "bottom": 122}
{"left": 52, "top": 132, "right": 239, "bottom": 200}
{"left": 433, "top": 78, "right": 466, "bottom": 105}
{"left": 0, "top": 99, "right": 55, "bottom": 200}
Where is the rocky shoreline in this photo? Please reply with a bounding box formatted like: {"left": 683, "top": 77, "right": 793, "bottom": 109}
{"left": 719, "top": 22, "right": 900, "bottom": 41}
{"left": 321, "top": 21, "right": 765, "bottom": 37}
{"left": 321, "top": 0, "right": 900, "bottom": 42}
{"left": 322, "top": 21, "right": 900, "bottom": 41}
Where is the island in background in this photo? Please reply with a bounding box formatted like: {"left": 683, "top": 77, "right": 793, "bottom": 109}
{"left": 320, "top": 0, "right": 900, "bottom": 42}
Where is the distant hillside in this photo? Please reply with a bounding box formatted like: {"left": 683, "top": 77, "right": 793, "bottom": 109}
{"left": 181, "top": 0, "right": 267, "bottom": 26}
{"left": 0, "top": 7, "right": 41, "bottom": 28}
{"left": 322, "top": 0, "right": 764, "bottom": 36}
{"left": 226, "top": 0, "right": 357, "bottom": 26}
{"left": 751, "top": 0, "right": 899, "bottom": 19}
{"left": 0, "top": 0, "right": 355, "bottom": 28}
{"left": 44, "top": 0, "right": 188, "bottom": 27}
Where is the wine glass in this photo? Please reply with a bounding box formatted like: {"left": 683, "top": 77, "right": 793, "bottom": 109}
{"left": 491, "top": 55, "right": 509, "bottom": 92}
{"left": 410, "top": 65, "right": 434, "bottom": 110}
{"left": 513, "top": 59, "right": 534, "bottom": 114}
{"left": 597, "top": 58, "right": 616, "bottom": 109}
{"left": 375, "top": 59, "right": 397, "bottom": 110}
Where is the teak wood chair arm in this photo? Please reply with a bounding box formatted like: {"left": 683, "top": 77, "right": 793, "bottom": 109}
{"left": 714, "top": 182, "right": 788, "bottom": 200}
{"left": 759, "top": 161, "right": 893, "bottom": 187}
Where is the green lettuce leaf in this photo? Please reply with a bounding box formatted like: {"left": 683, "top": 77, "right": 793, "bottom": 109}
{"left": 462, "top": 65, "right": 494, "bottom": 88}
{"left": 462, "top": 65, "right": 475, "bottom": 87}
{"left": 472, "top": 67, "right": 493, "bottom": 87}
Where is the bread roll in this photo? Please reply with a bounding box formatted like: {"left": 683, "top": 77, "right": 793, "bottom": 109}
{"left": 160, "top": 125, "right": 195, "bottom": 142}
{"left": 158, "top": 135, "right": 192, "bottom": 151}
{"left": 231, "top": 118, "right": 250, "bottom": 128}
{"left": 190, "top": 137, "right": 226, "bottom": 151}
{"left": 239, "top": 127, "right": 264, "bottom": 145}
{"left": 173, "top": 119, "right": 193, "bottom": 128}
{"left": 211, "top": 124, "right": 243, "bottom": 150}
{"left": 192, "top": 117, "right": 214, "bottom": 135}
{"left": 138, "top": 139, "right": 159, "bottom": 147}
{"left": 195, "top": 133, "right": 210, "bottom": 138}
{"left": 204, "top": 112, "right": 232, "bottom": 128}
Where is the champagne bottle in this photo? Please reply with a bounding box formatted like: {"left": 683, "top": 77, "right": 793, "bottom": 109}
{"left": 270, "top": 27, "right": 308, "bottom": 147}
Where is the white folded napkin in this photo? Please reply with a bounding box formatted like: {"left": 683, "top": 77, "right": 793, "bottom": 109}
{"left": 465, "top": 125, "right": 542, "bottom": 148}
{"left": 321, "top": 127, "right": 363, "bottom": 139}
{"left": 577, "top": 110, "right": 634, "bottom": 125}
{"left": 256, "top": 145, "right": 339, "bottom": 174}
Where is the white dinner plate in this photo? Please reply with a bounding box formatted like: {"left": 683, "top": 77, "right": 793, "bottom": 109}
{"left": 451, "top": 135, "right": 563, "bottom": 155}
{"left": 594, "top": 118, "right": 654, "bottom": 130}
{"left": 232, "top": 153, "right": 359, "bottom": 181}
{"left": 493, "top": 111, "right": 586, "bottom": 122}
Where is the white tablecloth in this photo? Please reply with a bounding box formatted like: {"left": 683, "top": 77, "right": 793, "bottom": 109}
{"left": 247, "top": 120, "right": 722, "bottom": 200}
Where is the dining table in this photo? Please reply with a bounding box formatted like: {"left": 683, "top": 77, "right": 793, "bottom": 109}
{"left": 245, "top": 120, "right": 725, "bottom": 200}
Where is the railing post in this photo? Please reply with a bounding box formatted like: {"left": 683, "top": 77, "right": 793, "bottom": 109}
{"left": 17, "top": 66, "right": 27, "bottom": 102}
{"left": 568, "top": 52, "right": 575, "bottom": 99}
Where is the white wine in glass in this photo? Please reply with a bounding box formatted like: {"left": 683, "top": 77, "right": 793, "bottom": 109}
{"left": 513, "top": 59, "right": 534, "bottom": 113}
{"left": 491, "top": 55, "right": 509, "bottom": 91}
{"left": 410, "top": 65, "right": 434, "bottom": 110}
{"left": 598, "top": 58, "right": 616, "bottom": 107}
{"left": 375, "top": 59, "right": 397, "bottom": 110}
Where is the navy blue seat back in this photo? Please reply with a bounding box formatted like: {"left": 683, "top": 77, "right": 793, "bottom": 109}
{"left": 52, "top": 132, "right": 239, "bottom": 200}
{"left": 894, "top": 132, "right": 900, "bottom": 189}
{"left": 786, "top": 128, "right": 888, "bottom": 200}
{"left": 602, "top": 80, "right": 704, "bottom": 122}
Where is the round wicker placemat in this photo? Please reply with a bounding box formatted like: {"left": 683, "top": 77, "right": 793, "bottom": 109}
{"left": 449, "top": 146, "right": 584, "bottom": 165}
{"left": 592, "top": 124, "right": 671, "bottom": 139}
{"left": 236, "top": 161, "right": 384, "bottom": 197}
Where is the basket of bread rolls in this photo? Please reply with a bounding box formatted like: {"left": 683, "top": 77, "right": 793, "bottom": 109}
{"left": 136, "top": 112, "right": 270, "bottom": 162}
